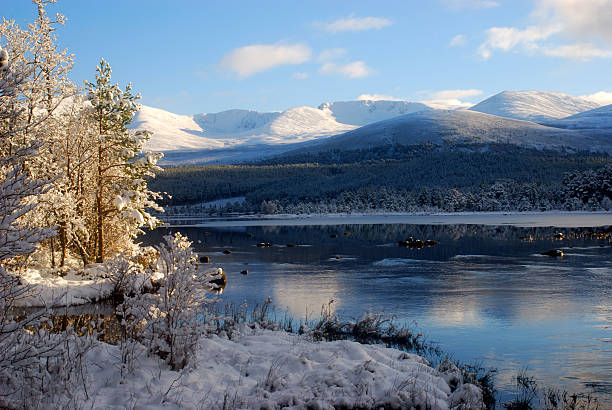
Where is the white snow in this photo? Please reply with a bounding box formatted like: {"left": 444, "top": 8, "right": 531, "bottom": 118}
{"left": 546, "top": 104, "right": 612, "bottom": 129}
{"left": 132, "top": 100, "right": 433, "bottom": 156}
{"left": 16, "top": 266, "right": 114, "bottom": 307}
{"left": 319, "top": 100, "right": 432, "bottom": 126}
{"left": 84, "top": 324, "right": 484, "bottom": 409}
{"left": 15, "top": 265, "right": 224, "bottom": 308}
{"left": 297, "top": 109, "right": 612, "bottom": 154}
{"left": 133, "top": 104, "right": 357, "bottom": 153}
{"left": 469, "top": 90, "right": 600, "bottom": 122}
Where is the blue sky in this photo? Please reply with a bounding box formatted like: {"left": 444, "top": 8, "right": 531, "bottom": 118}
{"left": 4, "top": 0, "right": 612, "bottom": 114}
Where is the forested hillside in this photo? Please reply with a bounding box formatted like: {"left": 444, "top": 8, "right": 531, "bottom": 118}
{"left": 149, "top": 144, "right": 612, "bottom": 213}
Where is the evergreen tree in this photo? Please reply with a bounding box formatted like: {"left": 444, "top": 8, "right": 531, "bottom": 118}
{"left": 85, "top": 59, "right": 163, "bottom": 262}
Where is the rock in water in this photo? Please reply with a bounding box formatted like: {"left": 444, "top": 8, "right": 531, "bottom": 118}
{"left": 541, "top": 249, "right": 564, "bottom": 257}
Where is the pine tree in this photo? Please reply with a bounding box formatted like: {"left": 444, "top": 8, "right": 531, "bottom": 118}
{"left": 85, "top": 59, "right": 163, "bottom": 262}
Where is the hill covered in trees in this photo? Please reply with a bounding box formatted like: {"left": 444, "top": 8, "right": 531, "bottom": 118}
{"left": 149, "top": 143, "right": 612, "bottom": 214}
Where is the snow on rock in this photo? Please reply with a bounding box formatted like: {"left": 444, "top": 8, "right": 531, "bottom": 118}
{"left": 469, "top": 90, "right": 600, "bottom": 122}
{"left": 85, "top": 325, "right": 484, "bottom": 409}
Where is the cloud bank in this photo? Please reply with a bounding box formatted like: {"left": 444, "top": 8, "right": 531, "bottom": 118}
{"left": 478, "top": 0, "right": 612, "bottom": 60}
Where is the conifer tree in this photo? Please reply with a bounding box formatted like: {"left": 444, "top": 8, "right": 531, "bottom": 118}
{"left": 85, "top": 59, "right": 163, "bottom": 262}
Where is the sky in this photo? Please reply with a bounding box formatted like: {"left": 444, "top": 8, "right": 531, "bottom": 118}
{"left": 4, "top": 0, "right": 612, "bottom": 115}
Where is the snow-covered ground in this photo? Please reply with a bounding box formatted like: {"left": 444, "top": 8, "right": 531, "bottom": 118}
{"left": 15, "top": 265, "right": 224, "bottom": 308}
{"left": 16, "top": 266, "right": 115, "bottom": 307}
{"left": 85, "top": 324, "right": 483, "bottom": 409}
{"left": 165, "top": 210, "right": 612, "bottom": 229}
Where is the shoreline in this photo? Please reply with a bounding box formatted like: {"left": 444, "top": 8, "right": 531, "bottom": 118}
{"left": 162, "top": 210, "right": 612, "bottom": 228}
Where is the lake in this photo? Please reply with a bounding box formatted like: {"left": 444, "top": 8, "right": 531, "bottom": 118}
{"left": 144, "top": 212, "right": 612, "bottom": 404}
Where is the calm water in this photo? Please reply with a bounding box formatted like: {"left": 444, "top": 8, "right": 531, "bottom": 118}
{"left": 144, "top": 215, "right": 612, "bottom": 403}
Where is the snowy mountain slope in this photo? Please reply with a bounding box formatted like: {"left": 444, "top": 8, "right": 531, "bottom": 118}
{"left": 131, "top": 105, "right": 227, "bottom": 151}
{"left": 544, "top": 104, "right": 612, "bottom": 129}
{"left": 469, "top": 90, "right": 600, "bottom": 122}
{"left": 134, "top": 100, "right": 432, "bottom": 154}
{"left": 319, "top": 100, "right": 432, "bottom": 126}
{"left": 291, "top": 109, "right": 612, "bottom": 154}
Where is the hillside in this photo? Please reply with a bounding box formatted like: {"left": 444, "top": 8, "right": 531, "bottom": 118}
{"left": 289, "top": 109, "right": 611, "bottom": 155}
{"left": 544, "top": 104, "right": 612, "bottom": 130}
{"left": 469, "top": 90, "right": 599, "bottom": 122}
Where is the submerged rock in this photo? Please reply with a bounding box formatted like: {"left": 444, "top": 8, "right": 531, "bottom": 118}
{"left": 199, "top": 255, "right": 210, "bottom": 263}
{"left": 240, "top": 269, "right": 248, "bottom": 275}
{"left": 222, "top": 249, "right": 232, "bottom": 255}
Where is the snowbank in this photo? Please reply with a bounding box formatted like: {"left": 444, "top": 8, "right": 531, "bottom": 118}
{"left": 86, "top": 324, "right": 484, "bottom": 409}
{"left": 16, "top": 267, "right": 114, "bottom": 307}
{"left": 16, "top": 266, "right": 224, "bottom": 308}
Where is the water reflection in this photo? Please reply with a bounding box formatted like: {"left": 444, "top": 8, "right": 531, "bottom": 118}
{"left": 141, "top": 221, "right": 612, "bottom": 401}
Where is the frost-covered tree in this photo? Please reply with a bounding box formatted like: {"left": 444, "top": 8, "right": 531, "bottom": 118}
{"left": 0, "top": 0, "right": 79, "bottom": 267}
{"left": 119, "top": 233, "right": 221, "bottom": 370}
{"left": 84, "top": 59, "right": 163, "bottom": 262}
{"left": 0, "top": 38, "right": 92, "bottom": 409}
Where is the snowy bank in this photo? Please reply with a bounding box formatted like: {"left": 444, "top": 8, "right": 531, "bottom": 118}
{"left": 16, "top": 266, "right": 224, "bottom": 308}
{"left": 86, "top": 324, "right": 484, "bottom": 409}
{"left": 16, "top": 267, "right": 115, "bottom": 307}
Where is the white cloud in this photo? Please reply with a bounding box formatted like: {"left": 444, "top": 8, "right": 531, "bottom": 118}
{"left": 319, "top": 61, "right": 373, "bottom": 78}
{"left": 357, "top": 93, "right": 403, "bottom": 101}
{"left": 449, "top": 34, "right": 468, "bottom": 47}
{"left": 419, "top": 89, "right": 482, "bottom": 109}
{"left": 478, "top": 25, "right": 562, "bottom": 59}
{"left": 536, "top": 0, "right": 612, "bottom": 44}
{"left": 220, "top": 44, "right": 312, "bottom": 78}
{"left": 429, "top": 89, "right": 483, "bottom": 100}
{"left": 292, "top": 72, "right": 310, "bottom": 80}
{"left": 317, "top": 48, "right": 348, "bottom": 62}
{"left": 478, "top": 0, "right": 612, "bottom": 60}
{"left": 581, "top": 91, "right": 612, "bottom": 105}
{"left": 542, "top": 43, "right": 612, "bottom": 59}
{"left": 442, "top": 0, "right": 500, "bottom": 9}
{"left": 315, "top": 15, "right": 392, "bottom": 33}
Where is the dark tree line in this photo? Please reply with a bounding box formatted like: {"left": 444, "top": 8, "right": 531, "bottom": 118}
{"left": 148, "top": 143, "right": 612, "bottom": 214}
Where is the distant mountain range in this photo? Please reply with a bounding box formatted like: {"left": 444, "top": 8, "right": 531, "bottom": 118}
{"left": 132, "top": 90, "right": 612, "bottom": 164}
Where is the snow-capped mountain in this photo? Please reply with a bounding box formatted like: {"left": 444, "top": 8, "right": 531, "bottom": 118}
{"left": 290, "top": 110, "right": 612, "bottom": 154}
{"left": 469, "top": 90, "right": 600, "bottom": 122}
{"left": 545, "top": 104, "right": 612, "bottom": 130}
{"left": 131, "top": 92, "right": 611, "bottom": 164}
{"left": 132, "top": 105, "right": 357, "bottom": 152}
{"left": 134, "top": 99, "right": 433, "bottom": 153}
{"left": 318, "top": 100, "right": 432, "bottom": 126}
